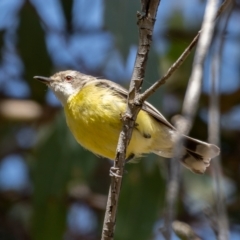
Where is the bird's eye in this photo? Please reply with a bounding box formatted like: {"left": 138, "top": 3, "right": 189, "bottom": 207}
{"left": 65, "top": 75, "right": 73, "bottom": 81}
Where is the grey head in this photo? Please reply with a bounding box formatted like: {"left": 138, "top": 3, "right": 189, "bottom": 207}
{"left": 34, "top": 70, "right": 91, "bottom": 105}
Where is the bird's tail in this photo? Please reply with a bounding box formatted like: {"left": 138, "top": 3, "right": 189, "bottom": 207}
{"left": 154, "top": 135, "right": 220, "bottom": 174}
{"left": 181, "top": 136, "right": 220, "bottom": 173}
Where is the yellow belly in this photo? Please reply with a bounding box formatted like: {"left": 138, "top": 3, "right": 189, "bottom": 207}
{"left": 64, "top": 84, "right": 167, "bottom": 160}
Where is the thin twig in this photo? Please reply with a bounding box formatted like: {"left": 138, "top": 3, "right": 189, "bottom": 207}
{"left": 101, "top": 1, "right": 161, "bottom": 239}
{"left": 140, "top": 0, "right": 232, "bottom": 102}
{"left": 208, "top": 2, "right": 233, "bottom": 240}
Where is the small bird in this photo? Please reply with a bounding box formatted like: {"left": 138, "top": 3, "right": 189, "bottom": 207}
{"left": 34, "top": 70, "right": 219, "bottom": 174}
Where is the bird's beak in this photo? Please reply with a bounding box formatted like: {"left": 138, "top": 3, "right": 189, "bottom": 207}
{"left": 34, "top": 76, "right": 52, "bottom": 85}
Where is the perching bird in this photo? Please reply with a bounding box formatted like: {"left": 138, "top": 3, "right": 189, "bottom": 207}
{"left": 34, "top": 70, "right": 220, "bottom": 174}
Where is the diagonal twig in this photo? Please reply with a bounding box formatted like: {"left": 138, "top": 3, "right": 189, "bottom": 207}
{"left": 140, "top": 0, "right": 232, "bottom": 102}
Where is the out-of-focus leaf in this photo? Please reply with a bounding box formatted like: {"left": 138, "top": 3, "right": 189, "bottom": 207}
{"left": 105, "top": 0, "right": 140, "bottom": 60}
{"left": 142, "top": 49, "right": 163, "bottom": 107}
{"left": 0, "top": 122, "right": 19, "bottom": 159}
{"left": 32, "top": 112, "right": 97, "bottom": 240}
{"left": 60, "top": 0, "right": 73, "bottom": 33}
{"left": 160, "top": 12, "right": 196, "bottom": 91}
{"left": 202, "top": 89, "right": 240, "bottom": 114}
{"left": 0, "top": 30, "right": 5, "bottom": 63}
{"left": 17, "top": 1, "right": 52, "bottom": 102}
{"left": 115, "top": 159, "right": 165, "bottom": 240}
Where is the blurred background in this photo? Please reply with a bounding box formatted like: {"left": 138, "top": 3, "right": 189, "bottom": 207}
{"left": 0, "top": 0, "right": 239, "bottom": 239}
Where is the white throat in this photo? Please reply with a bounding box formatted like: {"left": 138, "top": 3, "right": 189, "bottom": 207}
{"left": 49, "top": 82, "right": 78, "bottom": 106}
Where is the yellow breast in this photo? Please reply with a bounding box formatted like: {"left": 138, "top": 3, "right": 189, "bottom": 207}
{"left": 64, "top": 83, "right": 160, "bottom": 160}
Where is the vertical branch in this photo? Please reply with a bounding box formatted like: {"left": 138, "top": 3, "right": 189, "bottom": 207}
{"left": 208, "top": 3, "right": 233, "bottom": 240}
{"left": 101, "top": 1, "right": 161, "bottom": 239}
{"left": 162, "top": 0, "right": 222, "bottom": 239}
{"left": 161, "top": 154, "right": 181, "bottom": 240}
{"left": 182, "top": 0, "right": 221, "bottom": 123}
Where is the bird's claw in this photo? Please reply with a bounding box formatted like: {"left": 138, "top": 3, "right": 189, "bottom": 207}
{"left": 109, "top": 167, "right": 122, "bottom": 178}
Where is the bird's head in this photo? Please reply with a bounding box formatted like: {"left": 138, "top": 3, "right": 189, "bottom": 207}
{"left": 34, "top": 70, "right": 88, "bottom": 105}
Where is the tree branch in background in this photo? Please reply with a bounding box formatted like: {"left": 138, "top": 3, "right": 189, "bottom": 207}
{"left": 101, "top": 1, "right": 161, "bottom": 239}
{"left": 0, "top": 99, "right": 59, "bottom": 123}
{"left": 208, "top": 2, "right": 233, "bottom": 239}
{"left": 0, "top": 99, "right": 43, "bottom": 121}
{"left": 182, "top": 0, "right": 221, "bottom": 124}
{"left": 161, "top": 0, "right": 226, "bottom": 239}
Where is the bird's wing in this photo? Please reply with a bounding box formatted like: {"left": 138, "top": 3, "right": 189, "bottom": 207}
{"left": 91, "top": 79, "right": 175, "bottom": 130}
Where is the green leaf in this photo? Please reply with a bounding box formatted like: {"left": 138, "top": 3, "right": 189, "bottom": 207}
{"left": 104, "top": 0, "right": 140, "bottom": 60}
{"left": 0, "top": 30, "right": 5, "bottom": 63}
{"left": 60, "top": 0, "right": 74, "bottom": 33}
{"left": 115, "top": 159, "right": 165, "bottom": 240}
{"left": 142, "top": 49, "right": 163, "bottom": 106}
{"left": 17, "top": 1, "right": 52, "bottom": 102}
{"left": 32, "top": 112, "right": 97, "bottom": 240}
